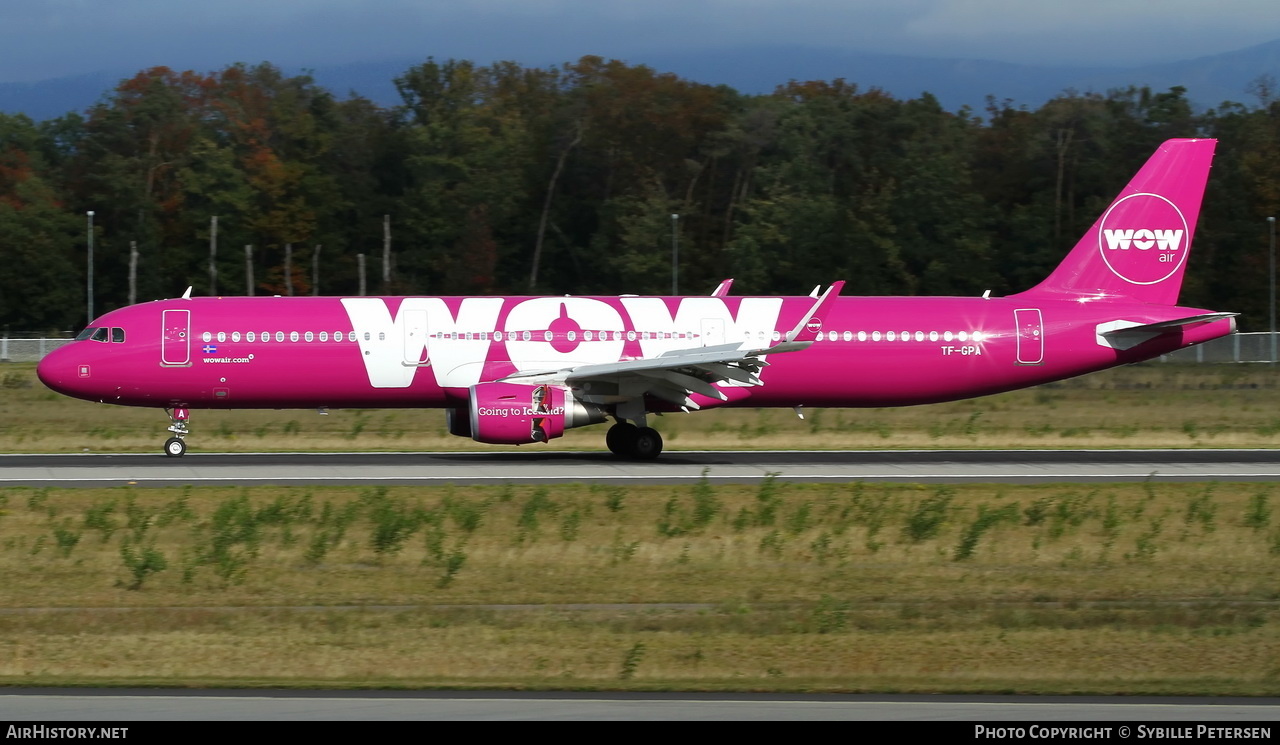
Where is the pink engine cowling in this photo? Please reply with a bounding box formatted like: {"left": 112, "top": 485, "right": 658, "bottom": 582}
{"left": 464, "top": 382, "right": 597, "bottom": 445}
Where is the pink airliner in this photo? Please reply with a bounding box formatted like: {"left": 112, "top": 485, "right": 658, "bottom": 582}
{"left": 37, "top": 138, "right": 1235, "bottom": 459}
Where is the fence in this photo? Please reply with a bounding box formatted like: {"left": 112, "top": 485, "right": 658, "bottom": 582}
{"left": 3, "top": 333, "right": 1280, "bottom": 364}
{"left": 0, "top": 338, "right": 75, "bottom": 362}
{"left": 1158, "top": 332, "right": 1280, "bottom": 363}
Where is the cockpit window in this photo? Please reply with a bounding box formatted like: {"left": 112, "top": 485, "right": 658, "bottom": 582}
{"left": 74, "top": 326, "right": 124, "bottom": 342}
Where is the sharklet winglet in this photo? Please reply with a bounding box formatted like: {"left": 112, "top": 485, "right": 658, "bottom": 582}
{"left": 785, "top": 281, "right": 845, "bottom": 343}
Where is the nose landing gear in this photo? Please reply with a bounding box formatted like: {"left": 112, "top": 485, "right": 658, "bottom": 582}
{"left": 163, "top": 407, "right": 189, "bottom": 457}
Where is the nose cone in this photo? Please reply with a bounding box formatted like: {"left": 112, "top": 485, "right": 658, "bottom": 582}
{"left": 37, "top": 344, "right": 94, "bottom": 400}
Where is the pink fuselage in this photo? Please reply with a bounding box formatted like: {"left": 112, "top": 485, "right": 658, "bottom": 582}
{"left": 37, "top": 294, "right": 1232, "bottom": 413}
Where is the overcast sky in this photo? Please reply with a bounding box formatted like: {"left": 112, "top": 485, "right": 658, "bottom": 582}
{"left": 2, "top": 0, "right": 1278, "bottom": 83}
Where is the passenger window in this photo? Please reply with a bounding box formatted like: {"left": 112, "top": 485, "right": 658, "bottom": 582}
{"left": 111, "top": 327, "right": 125, "bottom": 343}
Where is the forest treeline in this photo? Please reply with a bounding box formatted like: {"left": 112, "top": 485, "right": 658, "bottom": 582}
{"left": 1, "top": 56, "right": 1278, "bottom": 334}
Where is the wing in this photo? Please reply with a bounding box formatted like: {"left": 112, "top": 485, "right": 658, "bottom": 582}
{"left": 500, "top": 282, "right": 844, "bottom": 410}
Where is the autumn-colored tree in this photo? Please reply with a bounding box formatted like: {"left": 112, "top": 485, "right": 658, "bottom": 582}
{"left": 5, "top": 57, "right": 1280, "bottom": 335}
{"left": 211, "top": 63, "right": 342, "bottom": 295}
{"left": 60, "top": 67, "right": 217, "bottom": 304}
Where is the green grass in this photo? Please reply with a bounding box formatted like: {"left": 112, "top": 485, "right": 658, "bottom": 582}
{"left": 5, "top": 361, "right": 1280, "bottom": 453}
{"left": 1, "top": 481, "right": 1278, "bottom": 694}
{"left": 7, "top": 360, "right": 1280, "bottom": 693}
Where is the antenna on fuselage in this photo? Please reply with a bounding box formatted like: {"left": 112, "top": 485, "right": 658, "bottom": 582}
{"left": 181, "top": 286, "right": 193, "bottom": 300}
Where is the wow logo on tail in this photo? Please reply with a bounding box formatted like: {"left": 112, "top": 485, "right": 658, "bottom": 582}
{"left": 1017, "top": 138, "right": 1215, "bottom": 306}
{"left": 1098, "top": 193, "right": 1189, "bottom": 285}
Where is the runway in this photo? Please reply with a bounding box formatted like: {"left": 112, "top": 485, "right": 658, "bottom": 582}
{"left": 3, "top": 689, "right": 1279, "bottom": 722}
{"left": 3, "top": 448, "right": 1280, "bottom": 487}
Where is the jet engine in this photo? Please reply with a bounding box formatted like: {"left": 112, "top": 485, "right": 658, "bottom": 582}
{"left": 450, "top": 382, "right": 607, "bottom": 444}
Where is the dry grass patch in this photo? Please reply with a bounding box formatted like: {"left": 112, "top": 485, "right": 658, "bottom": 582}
{"left": 1, "top": 606, "right": 1277, "bottom": 694}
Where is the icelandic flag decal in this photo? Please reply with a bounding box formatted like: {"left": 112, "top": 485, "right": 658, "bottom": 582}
{"left": 202, "top": 344, "right": 217, "bottom": 354}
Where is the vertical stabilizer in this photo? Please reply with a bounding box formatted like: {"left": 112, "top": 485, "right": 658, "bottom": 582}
{"left": 1015, "top": 138, "right": 1216, "bottom": 305}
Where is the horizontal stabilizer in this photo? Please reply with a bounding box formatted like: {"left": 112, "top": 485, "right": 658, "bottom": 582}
{"left": 1096, "top": 312, "right": 1237, "bottom": 350}
{"left": 1116, "top": 312, "right": 1238, "bottom": 332}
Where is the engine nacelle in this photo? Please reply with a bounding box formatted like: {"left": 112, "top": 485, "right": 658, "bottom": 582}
{"left": 462, "top": 382, "right": 605, "bottom": 445}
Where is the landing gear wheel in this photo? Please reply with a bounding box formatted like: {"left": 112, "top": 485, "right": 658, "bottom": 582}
{"left": 164, "top": 407, "right": 191, "bottom": 458}
{"left": 164, "top": 437, "right": 187, "bottom": 458}
{"left": 606, "top": 422, "right": 638, "bottom": 456}
{"left": 631, "top": 427, "right": 663, "bottom": 460}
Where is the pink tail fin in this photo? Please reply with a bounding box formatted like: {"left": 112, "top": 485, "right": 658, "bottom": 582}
{"left": 1015, "top": 138, "right": 1216, "bottom": 305}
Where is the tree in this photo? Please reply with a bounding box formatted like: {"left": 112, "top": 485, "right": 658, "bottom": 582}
{"left": 393, "top": 59, "right": 533, "bottom": 294}
{"left": 0, "top": 113, "right": 83, "bottom": 331}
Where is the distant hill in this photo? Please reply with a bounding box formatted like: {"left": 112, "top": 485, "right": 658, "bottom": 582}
{"left": 637, "top": 47, "right": 1111, "bottom": 111}
{"left": 640, "top": 38, "right": 1280, "bottom": 111}
{"left": 2, "top": 39, "right": 1277, "bottom": 122}
{"left": 1069, "top": 38, "right": 1280, "bottom": 109}
{"left": 0, "top": 71, "right": 118, "bottom": 121}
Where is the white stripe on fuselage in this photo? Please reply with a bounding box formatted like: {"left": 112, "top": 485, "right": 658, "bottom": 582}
{"left": 342, "top": 298, "right": 502, "bottom": 388}
{"left": 341, "top": 297, "right": 785, "bottom": 389}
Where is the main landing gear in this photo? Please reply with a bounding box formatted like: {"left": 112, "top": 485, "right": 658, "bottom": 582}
{"left": 163, "top": 407, "right": 189, "bottom": 457}
{"left": 605, "top": 421, "right": 663, "bottom": 460}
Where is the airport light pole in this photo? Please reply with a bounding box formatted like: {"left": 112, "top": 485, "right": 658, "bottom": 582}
{"left": 671, "top": 213, "right": 679, "bottom": 295}
{"left": 1270, "top": 216, "right": 1277, "bottom": 365}
{"left": 86, "top": 211, "right": 95, "bottom": 326}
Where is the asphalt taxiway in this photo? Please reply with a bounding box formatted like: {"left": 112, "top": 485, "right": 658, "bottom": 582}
{"left": 3, "top": 689, "right": 1279, "bottom": 721}
{"left": 3, "top": 448, "right": 1280, "bottom": 487}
